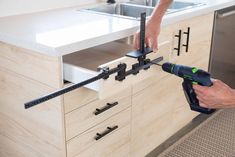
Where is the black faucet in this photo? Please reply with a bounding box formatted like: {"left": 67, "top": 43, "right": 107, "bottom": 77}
{"left": 107, "top": 0, "right": 116, "bottom": 4}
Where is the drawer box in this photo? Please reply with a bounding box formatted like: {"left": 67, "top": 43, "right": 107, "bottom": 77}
{"left": 65, "top": 87, "right": 131, "bottom": 140}
{"left": 63, "top": 41, "right": 170, "bottom": 99}
{"left": 67, "top": 108, "right": 131, "bottom": 157}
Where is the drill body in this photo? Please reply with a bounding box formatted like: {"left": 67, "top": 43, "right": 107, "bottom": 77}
{"left": 162, "top": 62, "right": 216, "bottom": 114}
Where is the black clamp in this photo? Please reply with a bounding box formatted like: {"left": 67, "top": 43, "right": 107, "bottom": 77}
{"left": 132, "top": 63, "right": 140, "bottom": 75}
{"left": 100, "top": 67, "right": 110, "bottom": 80}
{"left": 115, "top": 63, "right": 127, "bottom": 81}
{"left": 114, "top": 57, "right": 161, "bottom": 82}
{"left": 144, "top": 59, "right": 151, "bottom": 70}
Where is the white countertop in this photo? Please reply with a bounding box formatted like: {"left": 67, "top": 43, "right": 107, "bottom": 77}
{"left": 0, "top": 0, "right": 234, "bottom": 56}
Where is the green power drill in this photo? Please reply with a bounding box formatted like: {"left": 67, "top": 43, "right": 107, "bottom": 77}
{"left": 161, "top": 62, "right": 216, "bottom": 114}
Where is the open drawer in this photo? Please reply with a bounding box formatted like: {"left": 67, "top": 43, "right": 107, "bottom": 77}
{"left": 63, "top": 41, "right": 170, "bottom": 98}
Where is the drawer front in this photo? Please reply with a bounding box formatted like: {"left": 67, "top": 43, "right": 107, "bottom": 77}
{"left": 63, "top": 41, "right": 171, "bottom": 99}
{"left": 65, "top": 87, "right": 131, "bottom": 140}
{"left": 64, "top": 85, "right": 98, "bottom": 114}
{"left": 67, "top": 108, "right": 131, "bottom": 157}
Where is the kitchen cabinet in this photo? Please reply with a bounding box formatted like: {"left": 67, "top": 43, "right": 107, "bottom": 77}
{"left": 0, "top": 12, "right": 213, "bottom": 157}
{"left": 131, "top": 13, "right": 214, "bottom": 157}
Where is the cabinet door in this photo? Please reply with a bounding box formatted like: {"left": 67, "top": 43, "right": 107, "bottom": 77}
{"left": 131, "top": 74, "right": 197, "bottom": 157}
{"left": 179, "top": 13, "right": 214, "bottom": 70}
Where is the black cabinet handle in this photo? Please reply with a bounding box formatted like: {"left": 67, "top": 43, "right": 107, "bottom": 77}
{"left": 94, "top": 102, "right": 119, "bottom": 116}
{"left": 174, "top": 30, "right": 182, "bottom": 56}
{"left": 183, "top": 27, "right": 190, "bottom": 52}
{"left": 95, "top": 125, "right": 118, "bottom": 141}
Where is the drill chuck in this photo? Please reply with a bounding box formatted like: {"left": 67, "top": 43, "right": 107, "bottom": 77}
{"left": 162, "top": 62, "right": 174, "bottom": 74}
{"left": 162, "top": 62, "right": 186, "bottom": 78}
{"left": 162, "top": 62, "right": 186, "bottom": 77}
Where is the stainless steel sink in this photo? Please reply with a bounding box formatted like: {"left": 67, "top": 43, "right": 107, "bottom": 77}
{"left": 169, "top": 1, "right": 202, "bottom": 9}
{"left": 83, "top": 1, "right": 205, "bottom": 19}
{"left": 126, "top": 0, "right": 205, "bottom": 12}
{"left": 85, "top": 3, "right": 154, "bottom": 18}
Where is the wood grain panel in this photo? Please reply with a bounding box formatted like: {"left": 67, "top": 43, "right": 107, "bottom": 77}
{"left": 65, "top": 87, "right": 131, "bottom": 140}
{"left": 64, "top": 85, "right": 98, "bottom": 113}
{"left": 0, "top": 68, "right": 66, "bottom": 157}
{"left": 67, "top": 108, "right": 131, "bottom": 157}
{"left": 0, "top": 42, "right": 62, "bottom": 88}
{"left": 182, "top": 13, "right": 214, "bottom": 70}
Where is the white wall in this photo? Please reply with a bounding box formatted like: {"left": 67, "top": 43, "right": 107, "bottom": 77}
{"left": 0, "top": 0, "right": 98, "bottom": 17}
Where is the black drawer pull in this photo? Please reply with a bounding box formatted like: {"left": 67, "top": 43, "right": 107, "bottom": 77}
{"left": 183, "top": 27, "right": 190, "bottom": 52}
{"left": 94, "top": 102, "right": 119, "bottom": 115}
{"left": 95, "top": 125, "right": 118, "bottom": 141}
{"left": 174, "top": 29, "right": 182, "bottom": 56}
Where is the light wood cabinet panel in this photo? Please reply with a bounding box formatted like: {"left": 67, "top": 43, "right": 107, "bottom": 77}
{"left": 180, "top": 13, "right": 214, "bottom": 70}
{"left": 131, "top": 75, "right": 183, "bottom": 157}
{"left": 64, "top": 85, "right": 98, "bottom": 113}
{"left": 0, "top": 68, "right": 65, "bottom": 157}
{"left": 65, "top": 87, "right": 131, "bottom": 140}
{"left": 131, "top": 75, "right": 199, "bottom": 157}
{"left": 67, "top": 108, "right": 131, "bottom": 157}
{"left": 0, "top": 42, "right": 63, "bottom": 88}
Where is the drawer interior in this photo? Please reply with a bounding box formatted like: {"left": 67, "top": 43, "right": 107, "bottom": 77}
{"left": 63, "top": 41, "right": 133, "bottom": 72}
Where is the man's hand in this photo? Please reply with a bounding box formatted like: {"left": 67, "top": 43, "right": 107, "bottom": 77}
{"left": 193, "top": 79, "right": 235, "bottom": 109}
{"left": 133, "top": 19, "right": 160, "bottom": 52}
{"left": 133, "top": 0, "right": 172, "bottom": 52}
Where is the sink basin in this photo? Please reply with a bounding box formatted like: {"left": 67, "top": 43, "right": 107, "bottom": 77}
{"left": 85, "top": 3, "right": 154, "bottom": 18}
{"left": 127, "top": 0, "right": 204, "bottom": 12}
{"left": 83, "top": 1, "right": 204, "bottom": 19}
{"left": 169, "top": 1, "right": 202, "bottom": 9}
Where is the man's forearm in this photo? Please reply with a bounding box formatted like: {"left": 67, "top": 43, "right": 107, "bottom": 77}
{"left": 150, "top": 0, "right": 173, "bottom": 23}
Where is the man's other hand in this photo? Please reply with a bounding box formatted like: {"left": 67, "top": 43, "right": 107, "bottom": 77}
{"left": 193, "top": 79, "right": 235, "bottom": 109}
